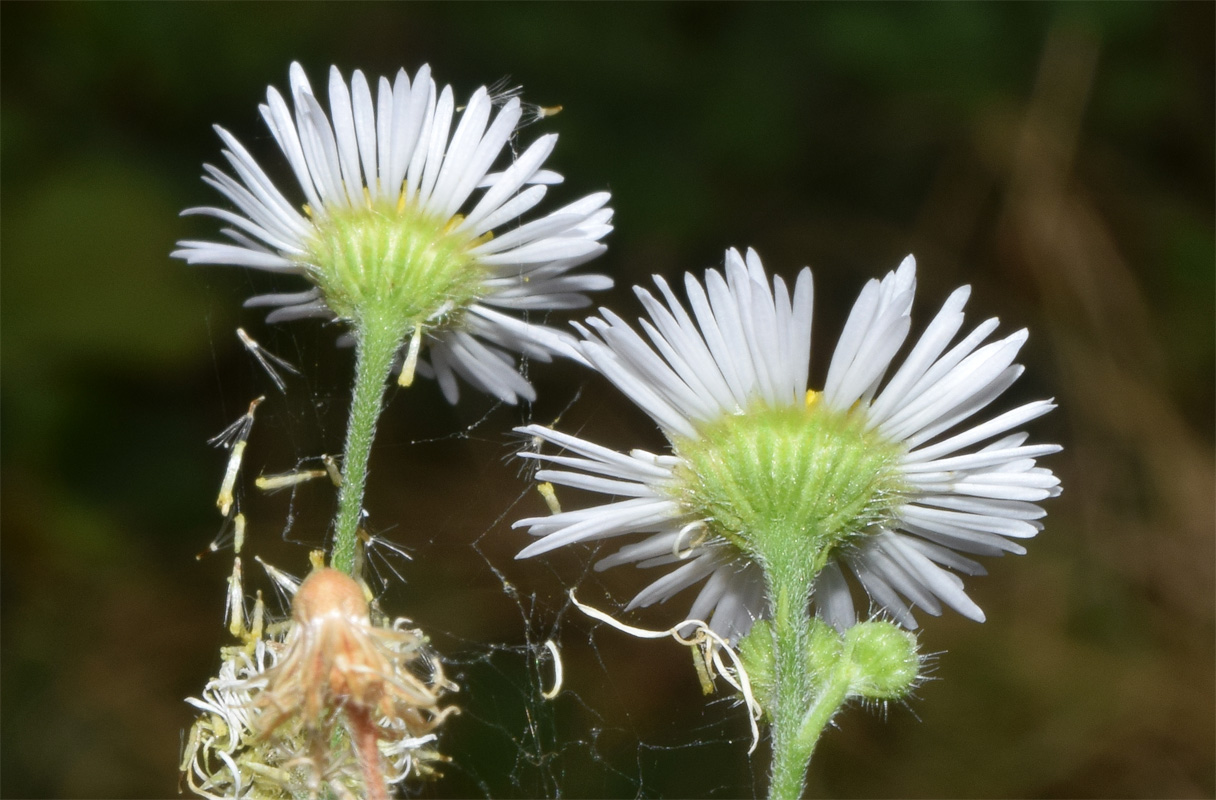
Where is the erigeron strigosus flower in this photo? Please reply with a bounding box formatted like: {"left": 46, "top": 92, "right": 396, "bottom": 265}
{"left": 174, "top": 61, "right": 612, "bottom": 405}
{"left": 175, "top": 62, "right": 613, "bottom": 574}
{"left": 514, "top": 247, "right": 1059, "bottom": 798}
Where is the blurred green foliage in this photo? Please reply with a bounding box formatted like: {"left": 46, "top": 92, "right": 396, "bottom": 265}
{"left": 2, "top": 3, "right": 1212, "bottom": 798}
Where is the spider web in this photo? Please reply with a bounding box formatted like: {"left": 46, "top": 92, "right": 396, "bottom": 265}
{"left": 409, "top": 370, "right": 765, "bottom": 799}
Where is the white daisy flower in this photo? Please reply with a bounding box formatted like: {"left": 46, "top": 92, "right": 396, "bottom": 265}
{"left": 174, "top": 62, "right": 613, "bottom": 404}
{"left": 514, "top": 248, "right": 1060, "bottom": 641}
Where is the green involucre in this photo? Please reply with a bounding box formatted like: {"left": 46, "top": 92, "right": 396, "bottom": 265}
{"left": 298, "top": 201, "right": 488, "bottom": 575}
{"left": 736, "top": 619, "right": 775, "bottom": 713}
{"left": 300, "top": 202, "right": 486, "bottom": 330}
{"left": 671, "top": 397, "right": 907, "bottom": 568}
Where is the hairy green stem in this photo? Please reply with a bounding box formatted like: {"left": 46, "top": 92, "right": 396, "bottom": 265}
{"left": 766, "top": 571, "right": 815, "bottom": 800}
{"left": 795, "top": 654, "right": 851, "bottom": 761}
{"left": 330, "top": 317, "right": 402, "bottom": 575}
{"left": 763, "top": 547, "right": 850, "bottom": 800}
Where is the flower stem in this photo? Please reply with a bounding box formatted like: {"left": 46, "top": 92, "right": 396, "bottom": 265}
{"left": 763, "top": 547, "right": 851, "bottom": 800}
{"left": 765, "top": 566, "right": 816, "bottom": 800}
{"left": 331, "top": 315, "right": 402, "bottom": 575}
{"left": 795, "top": 655, "right": 851, "bottom": 762}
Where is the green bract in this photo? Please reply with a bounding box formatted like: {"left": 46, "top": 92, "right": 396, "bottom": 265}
{"left": 302, "top": 202, "right": 485, "bottom": 330}
{"left": 672, "top": 393, "right": 907, "bottom": 568}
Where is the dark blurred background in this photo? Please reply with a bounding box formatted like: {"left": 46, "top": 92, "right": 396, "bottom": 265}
{"left": 2, "top": 3, "right": 1213, "bottom": 798}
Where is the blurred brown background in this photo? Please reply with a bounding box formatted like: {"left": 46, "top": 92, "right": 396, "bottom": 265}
{"left": 2, "top": 3, "right": 1213, "bottom": 798}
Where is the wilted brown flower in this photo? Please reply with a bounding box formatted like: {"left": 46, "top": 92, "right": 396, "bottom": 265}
{"left": 183, "top": 565, "right": 455, "bottom": 800}
{"left": 253, "top": 567, "right": 456, "bottom": 799}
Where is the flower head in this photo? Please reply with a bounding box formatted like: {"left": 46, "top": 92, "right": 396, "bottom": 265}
{"left": 515, "top": 248, "right": 1060, "bottom": 641}
{"left": 175, "top": 62, "right": 613, "bottom": 404}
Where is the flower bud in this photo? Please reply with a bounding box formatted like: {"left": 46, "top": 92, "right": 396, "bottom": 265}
{"left": 843, "top": 620, "right": 920, "bottom": 701}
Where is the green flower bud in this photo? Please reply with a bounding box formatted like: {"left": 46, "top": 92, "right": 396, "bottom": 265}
{"left": 843, "top": 620, "right": 920, "bottom": 701}
{"left": 736, "top": 619, "right": 776, "bottom": 714}
{"left": 805, "top": 617, "right": 844, "bottom": 691}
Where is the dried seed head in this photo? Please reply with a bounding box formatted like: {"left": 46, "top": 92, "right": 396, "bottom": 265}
{"left": 256, "top": 568, "right": 451, "bottom": 735}
{"left": 277, "top": 568, "right": 379, "bottom": 722}
{"left": 181, "top": 564, "right": 455, "bottom": 799}
{"left": 291, "top": 566, "right": 369, "bottom": 625}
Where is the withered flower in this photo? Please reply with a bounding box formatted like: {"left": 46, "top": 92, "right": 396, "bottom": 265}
{"left": 183, "top": 566, "right": 455, "bottom": 800}
{"left": 254, "top": 567, "right": 456, "bottom": 799}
